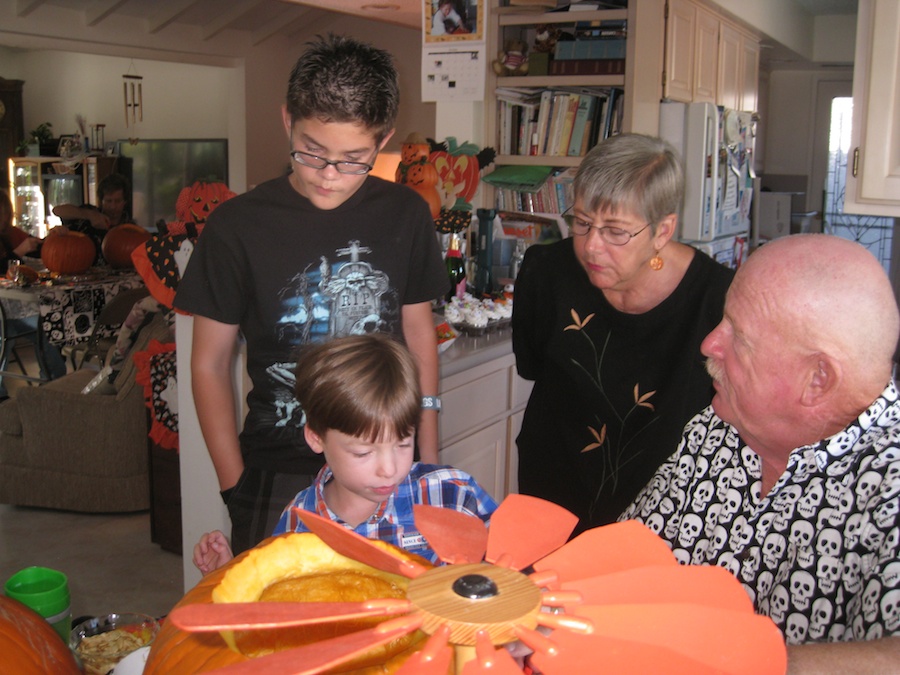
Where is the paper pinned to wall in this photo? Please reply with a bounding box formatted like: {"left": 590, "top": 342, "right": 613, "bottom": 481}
{"left": 422, "top": 45, "right": 486, "bottom": 102}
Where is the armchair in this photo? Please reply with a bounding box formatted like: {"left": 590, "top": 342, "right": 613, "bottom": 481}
{"left": 0, "top": 312, "right": 172, "bottom": 512}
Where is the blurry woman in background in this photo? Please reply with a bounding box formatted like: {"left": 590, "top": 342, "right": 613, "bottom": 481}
{"left": 0, "top": 189, "right": 67, "bottom": 398}
{"left": 512, "top": 133, "right": 734, "bottom": 532}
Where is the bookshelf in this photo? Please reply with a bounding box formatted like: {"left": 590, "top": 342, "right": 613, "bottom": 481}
{"left": 484, "top": 0, "right": 665, "bottom": 207}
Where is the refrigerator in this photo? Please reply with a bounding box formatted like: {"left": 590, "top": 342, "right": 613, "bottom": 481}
{"left": 659, "top": 101, "right": 756, "bottom": 269}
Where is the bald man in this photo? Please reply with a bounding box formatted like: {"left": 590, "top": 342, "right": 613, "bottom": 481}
{"left": 621, "top": 234, "right": 900, "bottom": 672}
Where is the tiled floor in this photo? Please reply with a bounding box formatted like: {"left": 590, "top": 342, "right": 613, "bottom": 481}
{"left": 0, "top": 504, "right": 185, "bottom": 621}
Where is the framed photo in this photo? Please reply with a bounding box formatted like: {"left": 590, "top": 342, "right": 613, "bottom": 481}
{"left": 104, "top": 141, "right": 118, "bottom": 156}
{"left": 56, "top": 135, "right": 75, "bottom": 156}
{"left": 425, "top": 0, "right": 483, "bottom": 43}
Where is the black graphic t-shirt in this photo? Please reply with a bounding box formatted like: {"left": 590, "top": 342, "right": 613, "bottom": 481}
{"left": 621, "top": 384, "right": 900, "bottom": 644}
{"left": 176, "top": 174, "right": 448, "bottom": 471}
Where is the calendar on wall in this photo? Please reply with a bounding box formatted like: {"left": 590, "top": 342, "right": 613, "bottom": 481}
{"left": 421, "top": 45, "right": 486, "bottom": 102}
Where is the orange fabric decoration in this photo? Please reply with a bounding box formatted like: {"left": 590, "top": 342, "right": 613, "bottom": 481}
{"left": 134, "top": 339, "right": 179, "bottom": 451}
{"left": 132, "top": 181, "right": 237, "bottom": 310}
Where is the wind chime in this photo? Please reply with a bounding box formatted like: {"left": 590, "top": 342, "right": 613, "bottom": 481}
{"left": 123, "top": 60, "right": 143, "bottom": 144}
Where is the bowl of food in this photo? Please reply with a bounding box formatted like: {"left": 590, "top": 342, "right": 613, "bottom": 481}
{"left": 70, "top": 613, "right": 159, "bottom": 675}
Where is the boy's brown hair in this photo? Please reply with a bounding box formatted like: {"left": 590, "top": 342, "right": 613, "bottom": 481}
{"left": 294, "top": 334, "right": 421, "bottom": 443}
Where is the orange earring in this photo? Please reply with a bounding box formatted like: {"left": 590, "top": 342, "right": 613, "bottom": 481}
{"left": 650, "top": 252, "right": 664, "bottom": 271}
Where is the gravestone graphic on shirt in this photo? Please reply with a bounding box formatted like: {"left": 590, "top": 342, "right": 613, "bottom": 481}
{"left": 320, "top": 240, "right": 389, "bottom": 336}
{"left": 265, "top": 239, "right": 392, "bottom": 429}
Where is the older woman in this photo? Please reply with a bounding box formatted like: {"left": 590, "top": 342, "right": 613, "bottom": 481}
{"left": 512, "top": 133, "right": 734, "bottom": 532}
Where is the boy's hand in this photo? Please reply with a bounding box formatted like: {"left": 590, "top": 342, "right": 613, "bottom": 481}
{"left": 193, "top": 530, "right": 234, "bottom": 575}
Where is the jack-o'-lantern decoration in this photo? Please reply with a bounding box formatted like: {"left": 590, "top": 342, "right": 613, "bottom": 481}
{"left": 145, "top": 533, "right": 430, "bottom": 674}
{"left": 404, "top": 163, "right": 442, "bottom": 219}
{"left": 41, "top": 230, "right": 96, "bottom": 275}
{"left": 395, "top": 133, "right": 441, "bottom": 219}
{"left": 102, "top": 223, "right": 151, "bottom": 269}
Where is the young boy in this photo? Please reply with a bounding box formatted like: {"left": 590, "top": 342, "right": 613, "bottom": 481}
{"left": 177, "top": 35, "right": 449, "bottom": 555}
{"left": 194, "top": 334, "right": 497, "bottom": 573}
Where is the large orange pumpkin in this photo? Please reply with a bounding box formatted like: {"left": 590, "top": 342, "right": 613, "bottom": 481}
{"left": 144, "top": 533, "right": 431, "bottom": 674}
{"left": 41, "top": 230, "right": 96, "bottom": 275}
{"left": 0, "top": 595, "right": 80, "bottom": 675}
{"left": 102, "top": 223, "right": 151, "bottom": 269}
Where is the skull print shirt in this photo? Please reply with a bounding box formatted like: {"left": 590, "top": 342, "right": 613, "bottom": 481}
{"left": 620, "top": 381, "right": 900, "bottom": 644}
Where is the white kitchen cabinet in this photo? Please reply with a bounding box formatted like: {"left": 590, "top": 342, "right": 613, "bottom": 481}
{"left": 439, "top": 341, "right": 532, "bottom": 502}
{"left": 442, "top": 420, "right": 508, "bottom": 501}
{"left": 843, "top": 0, "right": 900, "bottom": 217}
{"left": 739, "top": 37, "right": 760, "bottom": 114}
{"left": 663, "top": 0, "right": 696, "bottom": 103}
{"left": 716, "top": 22, "right": 741, "bottom": 111}
{"left": 663, "top": 0, "right": 757, "bottom": 112}
{"left": 693, "top": 5, "right": 719, "bottom": 104}
{"left": 663, "top": 0, "right": 718, "bottom": 104}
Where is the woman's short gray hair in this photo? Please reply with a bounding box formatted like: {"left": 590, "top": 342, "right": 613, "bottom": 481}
{"left": 574, "top": 133, "right": 685, "bottom": 229}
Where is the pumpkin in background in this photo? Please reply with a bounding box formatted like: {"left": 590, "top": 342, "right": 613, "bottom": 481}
{"left": 0, "top": 595, "right": 80, "bottom": 675}
{"left": 102, "top": 223, "right": 151, "bottom": 269}
{"left": 41, "top": 230, "right": 96, "bottom": 275}
{"left": 144, "top": 533, "right": 431, "bottom": 674}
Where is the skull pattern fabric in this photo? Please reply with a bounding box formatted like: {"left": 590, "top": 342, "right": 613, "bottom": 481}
{"left": 620, "top": 381, "right": 900, "bottom": 644}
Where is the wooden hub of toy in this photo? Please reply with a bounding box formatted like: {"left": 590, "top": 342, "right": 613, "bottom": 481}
{"left": 405, "top": 563, "right": 541, "bottom": 645}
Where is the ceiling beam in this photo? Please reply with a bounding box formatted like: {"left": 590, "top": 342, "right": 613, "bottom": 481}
{"left": 85, "top": 0, "right": 130, "bottom": 27}
{"left": 250, "top": 6, "right": 311, "bottom": 46}
{"left": 147, "top": 0, "right": 201, "bottom": 34}
{"left": 16, "top": 0, "right": 46, "bottom": 18}
{"left": 202, "top": 0, "right": 266, "bottom": 40}
{"left": 284, "top": 10, "right": 342, "bottom": 43}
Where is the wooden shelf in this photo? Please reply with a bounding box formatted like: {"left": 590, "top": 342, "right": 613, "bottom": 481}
{"left": 497, "top": 75, "right": 625, "bottom": 88}
{"left": 494, "top": 154, "right": 582, "bottom": 167}
{"left": 497, "top": 8, "right": 628, "bottom": 26}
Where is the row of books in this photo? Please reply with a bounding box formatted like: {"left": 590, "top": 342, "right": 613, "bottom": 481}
{"left": 496, "top": 86, "right": 623, "bottom": 157}
{"left": 494, "top": 167, "right": 578, "bottom": 214}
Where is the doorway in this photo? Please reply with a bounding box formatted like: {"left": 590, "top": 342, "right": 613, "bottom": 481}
{"left": 815, "top": 81, "right": 896, "bottom": 275}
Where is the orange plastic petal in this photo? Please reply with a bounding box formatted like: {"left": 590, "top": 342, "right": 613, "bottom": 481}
{"left": 560, "top": 564, "right": 754, "bottom": 612}
{"left": 207, "top": 613, "right": 424, "bottom": 675}
{"left": 294, "top": 508, "right": 429, "bottom": 579}
{"left": 413, "top": 504, "right": 488, "bottom": 564}
{"left": 395, "top": 625, "right": 453, "bottom": 675}
{"left": 532, "top": 520, "right": 676, "bottom": 583}
{"left": 485, "top": 495, "right": 578, "bottom": 570}
{"left": 531, "top": 603, "right": 786, "bottom": 675}
{"left": 460, "top": 630, "right": 527, "bottom": 675}
{"left": 169, "top": 599, "right": 412, "bottom": 632}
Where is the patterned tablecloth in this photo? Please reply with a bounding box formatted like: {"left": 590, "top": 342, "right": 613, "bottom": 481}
{"left": 0, "top": 270, "right": 144, "bottom": 347}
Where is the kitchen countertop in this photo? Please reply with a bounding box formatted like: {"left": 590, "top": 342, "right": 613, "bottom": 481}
{"left": 439, "top": 327, "right": 514, "bottom": 379}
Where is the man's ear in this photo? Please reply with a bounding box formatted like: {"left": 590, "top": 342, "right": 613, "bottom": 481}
{"left": 304, "top": 425, "right": 325, "bottom": 455}
{"left": 800, "top": 355, "right": 839, "bottom": 407}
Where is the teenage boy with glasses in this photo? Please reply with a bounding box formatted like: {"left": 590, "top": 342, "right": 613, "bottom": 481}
{"left": 177, "top": 34, "right": 449, "bottom": 555}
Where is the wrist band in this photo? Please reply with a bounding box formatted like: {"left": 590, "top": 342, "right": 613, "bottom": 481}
{"left": 421, "top": 395, "right": 442, "bottom": 412}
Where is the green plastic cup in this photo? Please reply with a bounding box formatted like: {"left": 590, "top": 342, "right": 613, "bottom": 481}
{"left": 4, "top": 566, "right": 71, "bottom": 643}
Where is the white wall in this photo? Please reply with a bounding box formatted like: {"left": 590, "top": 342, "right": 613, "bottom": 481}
{"left": 12, "top": 52, "right": 232, "bottom": 142}
{"left": 764, "top": 68, "right": 853, "bottom": 212}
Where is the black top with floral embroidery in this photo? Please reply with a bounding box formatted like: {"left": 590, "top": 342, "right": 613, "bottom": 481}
{"left": 512, "top": 238, "right": 733, "bottom": 531}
